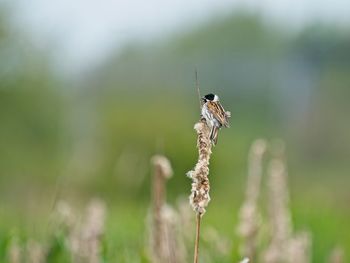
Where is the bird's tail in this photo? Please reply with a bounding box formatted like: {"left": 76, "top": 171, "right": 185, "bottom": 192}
{"left": 209, "top": 126, "right": 219, "bottom": 146}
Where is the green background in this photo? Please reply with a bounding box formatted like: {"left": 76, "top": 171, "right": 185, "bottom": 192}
{"left": 0, "top": 9, "right": 349, "bottom": 262}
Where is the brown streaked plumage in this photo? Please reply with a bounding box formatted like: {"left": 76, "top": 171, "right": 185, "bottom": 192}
{"left": 201, "top": 93, "right": 230, "bottom": 145}
{"left": 206, "top": 101, "right": 230, "bottom": 128}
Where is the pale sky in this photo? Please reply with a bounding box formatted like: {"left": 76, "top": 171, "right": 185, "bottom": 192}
{"left": 7, "top": 0, "right": 350, "bottom": 74}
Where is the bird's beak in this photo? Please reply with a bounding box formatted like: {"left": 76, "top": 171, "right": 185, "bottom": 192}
{"left": 201, "top": 97, "right": 206, "bottom": 102}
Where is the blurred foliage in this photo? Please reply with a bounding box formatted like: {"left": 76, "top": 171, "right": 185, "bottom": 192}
{"left": 0, "top": 7, "right": 349, "bottom": 262}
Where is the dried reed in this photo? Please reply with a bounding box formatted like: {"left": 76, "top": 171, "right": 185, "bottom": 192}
{"left": 149, "top": 155, "right": 186, "bottom": 263}
{"left": 7, "top": 236, "right": 21, "bottom": 263}
{"left": 328, "top": 246, "right": 344, "bottom": 263}
{"left": 263, "top": 154, "right": 292, "bottom": 263}
{"left": 26, "top": 239, "right": 46, "bottom": 263}
{"left": 237, "top": 139, "right": 267, "bottom": 261}
{"left": 55, "top": 200, "right": 76, "bottom": 229}
{"left": 8, "top": 238, "right": 46, "bottom": 263}
{"left": 187, "top": 118, "right": 213, "bottom": 263}
{"left": 58, "top": 198, "right": 106, "bottom": 263}
{"left": 286, "top": 231, "right": 312, "bottom": 263}
{"left": 262, "top": 140, "right": 312, "bottom": 263}
{"left": 84, "top": 199, "right": 106, "bottom": 263}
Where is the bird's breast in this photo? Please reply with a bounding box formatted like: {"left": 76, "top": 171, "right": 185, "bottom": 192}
{"left": 201, "top": 104, "right": 221, "bottom": 128}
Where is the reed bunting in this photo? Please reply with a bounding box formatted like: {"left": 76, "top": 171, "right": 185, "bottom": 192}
{"left": 201, "top": 93, "right": 230, "bottom": 145}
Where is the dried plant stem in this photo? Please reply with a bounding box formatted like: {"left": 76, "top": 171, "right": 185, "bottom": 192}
{"left": 187, "top": 119, "right": 212, "bottom": 214}
{"left": 195, "top": 69, "right": 202, "bottom": 110}
{"left": 152, "top": 159, "right": 167, "bottom": 251}
{"left": 194, "top": 213, "right": 201, "bottom": 263}
{"left": 263, "top": 140, "right": 295, "bottom": 263}
{"left": 150, "top": 156, "right": 187, "bottom": 263}
{"left": 187, "top": 118, "right": 213, "bottom": 263}
{"left": 237, "top": 139, "right": 267, "bottom": 261}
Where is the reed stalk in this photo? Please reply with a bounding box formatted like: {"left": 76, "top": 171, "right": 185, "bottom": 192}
{"left": 237, "top": 139, "right": 267, "bottom": 261}
{"left": 150, "top": 155, "right": 186, "bottom": 263}
{"left": 187, "top": 118, "right": 213, "bottom": 263}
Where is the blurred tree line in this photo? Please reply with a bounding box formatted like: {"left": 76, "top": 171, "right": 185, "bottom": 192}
{"left": 0, "top": 10, "right": 349, "bottom": 206}
{"left": 0, "top": 8, "right": 65, "bottom": 206}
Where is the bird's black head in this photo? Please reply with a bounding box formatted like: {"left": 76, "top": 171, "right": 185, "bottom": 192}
{"left": 202, "top": 93, "right": 217, "bottom": 102}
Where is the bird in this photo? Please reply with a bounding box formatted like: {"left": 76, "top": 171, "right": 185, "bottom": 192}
{"left": 201, "top": 93, "right": 230, "bottom": 145}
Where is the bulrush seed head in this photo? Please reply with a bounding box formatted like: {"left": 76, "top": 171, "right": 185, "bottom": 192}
{"left": 187, "top": 119, "right": 212, "bottom": 216}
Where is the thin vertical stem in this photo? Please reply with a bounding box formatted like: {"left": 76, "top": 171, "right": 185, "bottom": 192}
{"left": 152, "top": 163, "right": 165, "bottom": 254}
{"left": 195, "top": 68, "right": 202, "bottom": 110}
{"left": 194, "top": 213, "right": 201, "bottom": 263}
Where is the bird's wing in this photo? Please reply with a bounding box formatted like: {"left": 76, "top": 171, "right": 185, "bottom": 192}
{"left": 207, "top": 101, "right": 230, "bottom": 127}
